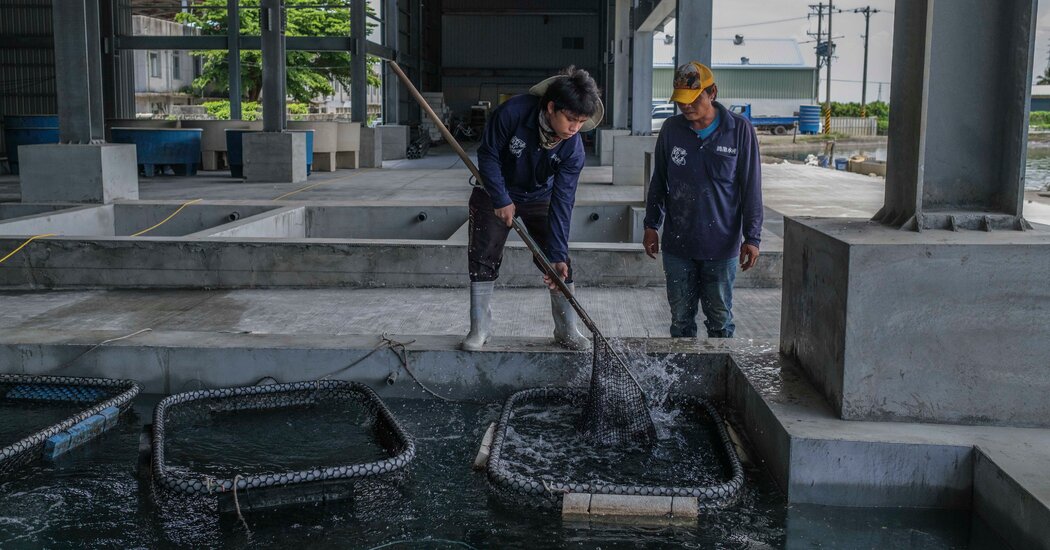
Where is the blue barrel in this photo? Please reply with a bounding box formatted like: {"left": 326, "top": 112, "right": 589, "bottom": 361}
{"left": 3, "top": 115, "right": 60, "bottom": 175}
{"left": 799, "top": 105, "right": 821, "bottom": 135}
{"left": 834, "top": 157, "right": 848, "bottom": 170}
{"left": 110, "top": 127, "right": 203, "bottom": 177}
{"left": 225, "top": 129, "right": 314, "bottom": 178}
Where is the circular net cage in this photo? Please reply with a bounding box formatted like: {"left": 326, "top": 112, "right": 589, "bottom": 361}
{"left": 150, "top": 380, "right": 416, "bottom": 497}
{"left": 486, "top": 388, "right": 744, "bottom": 509}
{"left": 0, "top": 374, "right": 141, "bottom": 477}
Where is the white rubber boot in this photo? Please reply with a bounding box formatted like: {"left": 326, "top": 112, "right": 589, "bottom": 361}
{"left": 461, "top": 281, "right": 494, "bottom": 351}
{"left": 551, "top": 283, "right": 591, "bottom": 350}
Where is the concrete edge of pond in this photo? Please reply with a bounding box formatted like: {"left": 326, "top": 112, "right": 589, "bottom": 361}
{"left": 729, "top": 351, "right": 1050, "bottom": 550}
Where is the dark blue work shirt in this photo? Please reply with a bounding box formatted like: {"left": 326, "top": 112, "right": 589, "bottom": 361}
{"left": 644, "top": 101, "right": 763, "bottom": 261}
{"left": 476, "top": 94, "right": 585, "bottom": 263}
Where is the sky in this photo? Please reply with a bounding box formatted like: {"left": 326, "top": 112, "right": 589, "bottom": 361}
{"left": 661, "top": 0, "right": 1050, "bottom": 103}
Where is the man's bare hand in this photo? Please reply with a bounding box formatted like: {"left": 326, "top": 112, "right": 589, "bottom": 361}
{"left": 494, "top": 204, "right": 516, "bottom": 227}
{"left": 739, "top": 243, "right": 760, "bottom": 271}
{"left": 643, "top": 228, "right": 660, "bottom": 259}
{"left": 543, "top": 262, "right": 570, "bottom": 290}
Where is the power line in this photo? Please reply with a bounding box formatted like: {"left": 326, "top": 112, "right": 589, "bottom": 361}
{"left": 713, "top": 16, "right": 810, "bottom": 30}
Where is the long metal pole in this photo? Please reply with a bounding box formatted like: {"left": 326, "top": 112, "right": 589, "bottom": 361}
{"left": 860, "top": 7, "right": 871, "bottom": 118}
{"left": 227, "top": 0, "right": 241, "bottom": 119}
{"left": 824, "top": 0, "right": 833, "bottom": 134}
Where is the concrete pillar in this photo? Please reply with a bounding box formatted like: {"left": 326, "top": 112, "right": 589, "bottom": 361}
{"left": 260, "top": 0, "right": 286, "bottom": 132}
{"left": 52, "top": 0, "right": 105, "bottom": 143}
{"left": 248, "top": 0, "right": 306, "bottom": 181}
{"left": 359, "top": 127, "right": 383, "bottom": 168}
{"left": 674, "top": 0, "right": 712, "bottom": 67}
{"left": 227, "top": 0, "right": 242, "bottom": 120}
{"left": 612, "top": 0, "right": 630, "bottom": 129}
{"left": 351, "top": 0, "right": 368, "bottom": 123}
{"left": 874, "top": 0, "right": 1035, "bottom": 231}
{"left": 780, "top": 0, "right": 1050, "bottom": 428}
{"left": 22, "top": 0, "right": 138, "bottom": 203}
{"left": 631, "top": 31, "right": 653, "bottom": 135}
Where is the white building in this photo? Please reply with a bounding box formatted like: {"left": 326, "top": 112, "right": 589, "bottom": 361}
{"left": 132, "top": 16, "right": 200, "bottom": 115}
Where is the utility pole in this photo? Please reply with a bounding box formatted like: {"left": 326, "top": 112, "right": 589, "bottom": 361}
{"left": 854, "top": 6, "right": 879, "bottom": 117}
{"left": 823, "top": 0, "right": 833, "bottom": 134}
{"left": 807, "top": 3, "right": 826, "bottom": 103}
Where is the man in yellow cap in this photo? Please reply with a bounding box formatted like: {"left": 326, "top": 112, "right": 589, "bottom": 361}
{"left": 642, "top": 62, "right": 763, "bottom": 338}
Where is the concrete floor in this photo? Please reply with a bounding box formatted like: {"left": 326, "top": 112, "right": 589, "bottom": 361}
{"left": 0, "top": 287, "right": 782, "bottom": 340}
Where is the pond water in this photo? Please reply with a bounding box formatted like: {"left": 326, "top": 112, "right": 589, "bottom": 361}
{"left": 0, "top": 394, "right": 1013, "bottom": 548}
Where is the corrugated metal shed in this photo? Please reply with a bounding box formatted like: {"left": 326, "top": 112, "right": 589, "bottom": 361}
{"left": 653, "top": 66, "right": 815, "bottom": 102}
{"left": 0, "top": 0, "right": 56, "bottom": 117}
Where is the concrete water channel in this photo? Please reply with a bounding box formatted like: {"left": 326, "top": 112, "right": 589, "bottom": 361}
{"left": 0, "top": 148, "right": 1048, "bottom": 548}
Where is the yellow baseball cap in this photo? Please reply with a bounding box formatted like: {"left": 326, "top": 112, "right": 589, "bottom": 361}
{"left": 669, "top": 61, "right": 715, "bottom": 104}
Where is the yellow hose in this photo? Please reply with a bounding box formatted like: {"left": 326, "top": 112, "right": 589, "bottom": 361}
{"left": 131, "top": 198, "right": 202, "bottom": 237}
{"left": 0, "top": 233, "right": 56, "bottom": 265}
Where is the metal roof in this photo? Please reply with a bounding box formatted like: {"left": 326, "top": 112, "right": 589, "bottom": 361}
{"left": 653, "top": 36, "right": 809, "bottom": 68}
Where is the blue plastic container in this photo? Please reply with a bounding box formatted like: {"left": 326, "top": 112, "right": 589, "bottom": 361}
{"left": 225, "top": 129, "right": 314, "bottom": 178}
{"left": 110, "top": 127, "right": 203, "bottom": 177}
{"left": 834, "top": 157, "right": 848, "bottom": 170}
{"left": 799, "top": 105, "right": 822, "bottom": 135}
{"left": 3, "top": 115, "right": 60, "bottom": 175}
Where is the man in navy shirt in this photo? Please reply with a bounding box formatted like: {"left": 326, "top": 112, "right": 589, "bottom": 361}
{"left": 462, "top": 67, "right": 604, "bottom": 351}
{"left": 643, "top": 62, "right": 763, "bottom": 338}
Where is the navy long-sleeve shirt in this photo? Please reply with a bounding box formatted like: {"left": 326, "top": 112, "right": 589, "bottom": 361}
{"left": 476, "top": 94, "right": 584, "bottom": 263}
{"left": 644, "top": 101, "right": 763, "bottom": 261}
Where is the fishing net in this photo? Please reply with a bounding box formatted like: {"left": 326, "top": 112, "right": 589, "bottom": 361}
{"left": 485, "top": 388, "right": 744, "bottom": 508}
{"left": 0, "top": 374, "right": 141, "bottom": 477}
{"left": 579, "top": 335, "right": 657, "bottom": 446}
{"left": 148, "top": 380, "right": 415, "bottom": 500}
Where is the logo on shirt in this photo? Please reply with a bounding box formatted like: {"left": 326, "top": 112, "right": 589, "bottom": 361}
{"left": 671, "top": 146, "right": 688, "bottom": 166}
{"left": 716, "top": 145, "right": 738, "bottom": 156}
{"left": 509, "top": 136, "right": 526, "bottom": 158}
{"left": 550, "top": 153, "right": 561, "bottom": 164}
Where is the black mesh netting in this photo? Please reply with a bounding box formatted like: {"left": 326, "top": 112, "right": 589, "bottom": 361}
{"left": 150, "top": 380, "right": 415, "bottom": 496}
{"left": 579, "top": 336, "right": 658, "bottom": 446}
{"left": 0, "top": 374, "right": 141, "bottom": 478}
{"left": 486, "top": 388, "right": 744, "bottom": 508}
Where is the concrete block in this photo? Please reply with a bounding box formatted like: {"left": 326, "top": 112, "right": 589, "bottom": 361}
{"left": 781, "top": 217, "right": 1050, "bottom": 427}
{"left": 670, "top": 496, "right": 699, "bottom": 518}
{"left": 378, "top": 124, "right": 409, "bottom": 160}
{"left": 243, "top": 132, "right": 308, "bottom": 183}
{"left": 598, "top": 129, "right": 629, "bottom": 166}
{"left": 19, "top": 144, "right": 139, "bottom": 203}
{"left": 588, "top": 494, "right": 672, "bottom": 517}
{"left": 336, "top": 121, "right": 362, "bottom": 168}
{"left": 359, "top": 127, "right": 383, "bottom": 168}
{"left": 561, "top": 493, "right": 591, "bottom": 516}
{"left": 612, "top": 135, "right": 657, "bottom": 185}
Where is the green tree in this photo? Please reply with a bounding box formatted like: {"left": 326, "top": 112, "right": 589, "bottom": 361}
{"left": 1039, "top": 51, "right": 1050, "bottom": 85}
{"left": 176, "top": 0, "right": 380, "bottom": 105}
